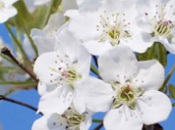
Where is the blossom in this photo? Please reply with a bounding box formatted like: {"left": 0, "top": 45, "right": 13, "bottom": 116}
{"left": 34, "top": 28, "right": 91, "bottom": 115}
{"left": 30, "top": 13, "right": 66, "bottom": 56}
{"left": 32, "top": 107, "right": 92, "bottom": 130}
{"left": 0, "top": 0, "right": 18, "bottom": 23}
{"left": 136, "top": 0, "right": 175, "bottom": 54}
{"left": 66, "top": 0, "right": 152, "bottom": 55}
{"left": 74, "top": 46, "right": 172, "bottom": 130}
{"left": 34, "top": 0, "right": 51, "bottom": 6}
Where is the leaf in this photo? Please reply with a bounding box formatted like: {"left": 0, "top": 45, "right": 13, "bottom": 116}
{"left": 159, "top": 64, "right": 175, "bottom": 91}
{"left": 8, "top": 0, "right": 62, "bottom": 33}
{"left": 169, "top": 84, "right": 175, "bottom": 99}
{"left": 137, "top": 42, "right": 167, "bottom": 67}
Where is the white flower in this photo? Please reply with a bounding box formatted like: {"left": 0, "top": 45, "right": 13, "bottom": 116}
{"left": 0, "top": 0, "right": 18, "bottom": 23}
{"left": 24, "top": 0, "right": 36, "bottom": 13}
{"left": 34, "top": 0, "right": 50, "bottom": 6}
{"left": 136, "top": 0, "right": 175, "bottom": 54}
{"left": 62, "top": 0, "right": 77, "bottom": 12}
{"left": 74, "top": 46, "right": 172, "bottom": 130}
{"left": 32, "top": 107, "right": 92, "bottom": 130}
{"left": 34, "top": 28, "right": 91, "bottom": 115}
{"left": 67, "top": 0, "right": 151, "bottom": 55}
{"left": 30, "top": 13, "right": 66, "bottom": 56}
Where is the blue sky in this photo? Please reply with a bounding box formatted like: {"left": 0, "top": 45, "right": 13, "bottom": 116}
{"left": 0, "top": 24, "right": 175, "bottom": 130}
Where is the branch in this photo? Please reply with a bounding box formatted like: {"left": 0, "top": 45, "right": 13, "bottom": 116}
{"left": 93, "top": 123, "right": 103, "bottom": 130}
{"left": 0, "top": 95, "right": 42, "bottom": 115}
{"left": 1, "top": 47, "right": 38, "bottom": 82}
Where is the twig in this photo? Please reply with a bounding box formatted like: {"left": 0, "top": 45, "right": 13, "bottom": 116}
{"left": 93, "top": 123, "right": 103, "bottom": 130}
{"left": 0, "top": 95, "right": 42, "bottom": 115}
{"left": 1, "top": 47, "right": 38, "bottom": 82}
{"left": 93, "top": 55, "right": 98, "bottom": 67}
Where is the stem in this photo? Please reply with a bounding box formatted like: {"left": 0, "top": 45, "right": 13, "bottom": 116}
{"left": 91, "top": 64, "right": 100, "bottom": 76}
{"left": 0, "top": 81, "right": 37, "bottom": 85}
{"left": 4, "top": 23, "right": 28, "bottom": 59}
{"left": 0, "top": 95, "right": 42, "bottom": 115}
{"left": 93, "top": 123, "right": 103, "bottom": 130}
{"left": 92, "top": 119, "right": 103, "bottom": 123}
{"left": 1, "top": 47, "right": 38, "bottom": 82}
{"left": 25, "top": 33, "right": 39, "bottom": 57}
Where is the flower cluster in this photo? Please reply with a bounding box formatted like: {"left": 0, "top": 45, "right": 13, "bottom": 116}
{"left": 31, "top": 0, "right": 173, "bottom": 130}
{"left": 0, "top": 0, "right": 174, "bottom": 130}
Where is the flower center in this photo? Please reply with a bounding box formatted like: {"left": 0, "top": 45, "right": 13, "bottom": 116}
{"left": 49, "top": 53, "right": 82, "bottom": 87}
{"left": 0, "top": 0, "right": 5, "bottom": 9}
{"left": 145, "top": 4, "right": 175, "bottom": 40}
{"left": 111, "top": 82, "right": 144, "bottom": 110}
{"left": 60, "top": 108, "right": 86, "bottom": 130}
{"left": 96, "top": 11, "right": 132, "bottom": 46}
{"left": 59, "top": 67, "right": 82, "bottom": 85}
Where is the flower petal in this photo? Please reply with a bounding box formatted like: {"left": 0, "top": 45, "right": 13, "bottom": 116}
{"left": 83, "top": 40, "right": 112, "bottom": 55}
{"left": 38, "top": 86, "right": 73, "bottom": 115}
{"left": 32, "top": 114, "right": 67, "bottom": 130}
{"left": 98, "top": 46, "right": 138, "bottom": 84}
{"left": 77, "top": 45, "right": 91, "bottom": 76}
{"left": 138, "top": 90, "right": 172, "bottom": 125}
{"left": 34, "top": 52, "right": 60, "bottom": 85}
{"left": 79, "top": 113, "right": 92, "bottom": 130}
{"left": 104, "top": 106, "right": 143, "bottom": 130}
{"left": 74, "top": 76, "right": 114, "bottom": 113}
{"left": 133, "top": 60, "right": 164, "bottom": 90}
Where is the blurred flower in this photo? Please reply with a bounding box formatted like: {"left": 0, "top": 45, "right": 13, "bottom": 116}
{"left": 0, "top": 0, "right": 18, "bottom": 23}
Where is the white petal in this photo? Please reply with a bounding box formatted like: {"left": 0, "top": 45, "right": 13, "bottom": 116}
{"left": 32, "top": 114, "right": 68, "bottom": 130}
{"left": 38, "top": 86, "right": 73, "bottom": 115}
{"left": 0, "top": 7, "right": 17, "bottom": 23}
{"left": 138, "top": 90, "right": 172, "bottom": 125}
{"left": 34, "top": 52, "right": 61, "bottom": 85}
{"left": 83, "top": 40, "right": 112, "bottom": 55}
{"left": 62, "top": 0, "right": 78, "bottom": 12}
{"left": 55, "top": 28, "right": 81, "bottom": 61}
{"left": 30, "top": 29, "right": 55, "bottom": 55}
{"left": 104, "top": 106, "right": 143, "bottom": 130}
{"left": 77, "top": 45, "right": 91, "bottom": 76}
{"left": 77, "top": 0, "right": 102, "bottom": 12}
{"left": 3, "top": 0, "right": 18, "bottom": 7}
{"left": 74, "top": 76, "right": 114, "bottom": 113}
{"left": 79, "top": 113, "right": 92, "bottom": 130}
{"left": 121, "top": 32, "right": 153, "bottom": 53}
{"left": 32, "top": 115, "right": 49, "bottom": 130}
{"left": 34, "top": 0, "right": 50, "bottom": 5}
{"left": 68, "top": 12, "right": 100, "bottom": 41}
{"left": 98, "top": 46, "right": 138, "bottom": 84}
{"left": 43, "top": 13, "right": 65, "bottom": 35}
{"left": 37, "top": 82, "right": 57, "bottom": 96}
{"left": 152, "top": 36, "right": 175, "bottom": 54}
{"left": 133, "top": 60, "right": 165, "bottom": 90}
{"left": 64, "top": 9, "right": 79, "bottom": 18}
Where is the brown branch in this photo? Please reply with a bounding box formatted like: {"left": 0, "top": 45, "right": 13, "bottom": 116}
{"left": 0, "top": 95, "right": 43, "bottom": 115}
{"left": 93, "top": 123, "right": 103, "bottom": 130}
{"left": 1, "top": 47, "right": 38, "bottom": 82}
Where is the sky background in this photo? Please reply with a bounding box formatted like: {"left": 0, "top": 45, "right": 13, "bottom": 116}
{"left": 0, "top": 23, "right": 175, "bottom": 130}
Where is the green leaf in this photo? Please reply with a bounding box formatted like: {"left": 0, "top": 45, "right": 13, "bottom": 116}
{"left": 159, "top": 64, "right": 175, "bottom": 91}
{"left": 137, "top": 42, "right": 167, "bottom": 67}
{"left": 169, "top": 84, "right": 175, "bottom": 99}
